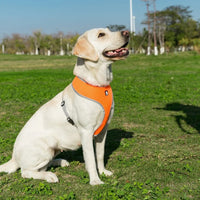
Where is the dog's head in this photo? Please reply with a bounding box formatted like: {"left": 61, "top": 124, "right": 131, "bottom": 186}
{"left": 72, "top": 28, "right": 129, "bottom": 62}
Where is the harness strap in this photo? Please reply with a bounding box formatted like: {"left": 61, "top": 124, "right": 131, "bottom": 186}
{"left": 61, "top": 76, "right": 113, "bottom": 136}
{"left": 61, "top": 100, "right": 75, "bottom": 126}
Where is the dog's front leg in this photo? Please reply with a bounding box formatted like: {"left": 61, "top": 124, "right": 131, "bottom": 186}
{"left": 80, "top": 127, "right": 104, "bottom": 185}
{"left": 95, "top": 129, "right": 113, "bottom": 176}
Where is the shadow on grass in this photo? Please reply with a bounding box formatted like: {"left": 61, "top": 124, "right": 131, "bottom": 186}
{"left": 156, "top": 102, "right": 200, "bottom": 134}
{"left": 105, "top": 129, "right": 134, "bottom": 165}
{"left": 58, "top": 129, "right": 134, "bottom": 164}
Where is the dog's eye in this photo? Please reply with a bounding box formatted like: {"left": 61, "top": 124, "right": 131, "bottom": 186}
{"left": 98, "top": 33, "right": 105, "bottom": 38}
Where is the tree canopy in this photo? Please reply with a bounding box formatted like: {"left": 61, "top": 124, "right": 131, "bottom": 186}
{"left": 1, "top": 31, "right": 79, "bottom": 55}
{"left": 135, "top": 4, "right": 200, "bottom": 54}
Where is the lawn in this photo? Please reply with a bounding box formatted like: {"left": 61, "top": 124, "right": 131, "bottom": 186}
{"left": 0, "top": 52, "right": 200, "bottom": 199}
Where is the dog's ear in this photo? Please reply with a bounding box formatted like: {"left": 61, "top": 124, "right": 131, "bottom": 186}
{"left": 72, "top": 37, "right": 99, "bottom": 62}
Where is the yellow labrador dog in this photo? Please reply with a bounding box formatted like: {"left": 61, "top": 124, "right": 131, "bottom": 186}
{"left": 0, "top": 28, "right": 129, "bottom": 185}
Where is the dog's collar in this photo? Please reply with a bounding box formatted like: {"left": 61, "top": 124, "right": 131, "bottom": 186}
{"left": 106, "top": 64, "right": 113, "bottom": 82}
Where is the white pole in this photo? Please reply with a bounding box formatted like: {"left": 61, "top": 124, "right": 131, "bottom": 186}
{"left": 132, "top": 16, "right": 136, "bottom": 34}
{"left": 130, "top": 0, "right": 133, "bottom": 33}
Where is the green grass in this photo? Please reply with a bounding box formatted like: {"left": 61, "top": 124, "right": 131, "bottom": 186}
{"left": 0, "top": 52, "right": 200, "bottom": 199}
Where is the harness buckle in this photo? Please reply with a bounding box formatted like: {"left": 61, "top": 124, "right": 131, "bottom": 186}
{"left": 67, "top": 117, "right": 75, "bottom": 126}
{"left": 61, "top": 100, "right": 75, "bottom": 126}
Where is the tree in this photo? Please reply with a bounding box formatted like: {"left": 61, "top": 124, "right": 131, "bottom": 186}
{"left": 141, "top": 0, "right": 151, "bottom": 55}
{"left": 134, "top": 28, "right": 148, "bottom": 54}
{"left": 106, "top": 25, "right": 126, "bottom": 31}
{"left": 12, "top": 34, "right": 25, "bottom": 53}
{"left": 33, "top": 31, "right": 42, "bottom": 55}
{"left": 179, "top": 38, "right": 189, "bottom": 51}
{"left": 197, "top": 21, "right": 200, "bottom": 37}
{"left": 41, "top": 34, "right": 54, "bottom": 55}
{"left": 63, "top": 34, "right": 79, "bottom": 55}
{"left": 183, "top": 18, "right": 199, "bottom": 41}
{"left": 1, "top": 31, "right": 80, "bottom": 55}
{"left": 1, "top": 34, "right": 25, "bottom": 54}
{"left": 164, "top": 5, "right": 192, "bottom": 46}
{"left": 156, "top": 10, "right": 167, "bottom": 54}
{"left": 2, "top": 37, "right": 10, "bottom": 54}
{"left": 143, "top": 5, "right": 199, "bottom": 53}
{"left": 165, "top": 41, "right": 173, "bottom": 53}
{"left": 152, "top": 0, "right": 158, "bottom": 55}
{"left": 192, "top": 38, "right": 200, "bottom": 52}
{"left": 24, "top": 36, "right": 35, "bottom": 54}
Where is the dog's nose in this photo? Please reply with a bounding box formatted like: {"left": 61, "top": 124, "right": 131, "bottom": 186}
{"left": 121, "top": 30, "right": 129, "bottom": 38}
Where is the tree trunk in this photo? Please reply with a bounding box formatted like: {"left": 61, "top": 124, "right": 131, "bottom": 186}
{"left": 147, "top": 2, "right": 151, "bottom": 55}
{"left": 160, "top": 46, "right": 165, "bottom": 54}
{"left": 147, "top": 46, "right": 151, "bottom": 55}
{"left": 47, "top": 50, "right": 51, "bottom": 56}
{"left": 2, "top": 44, "right": 5, "bottom": 54}
{"left": 153, "top": 0, "right": 158, "bottom": 56}
{"left": 35, "top": 45, "right": 39, "bottom": 55}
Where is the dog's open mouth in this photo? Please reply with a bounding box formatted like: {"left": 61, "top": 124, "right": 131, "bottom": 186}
{"left": 103, "top": 42, "right": 129, "bottom": 59}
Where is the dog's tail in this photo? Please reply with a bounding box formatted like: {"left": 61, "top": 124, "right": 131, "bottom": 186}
{"left": 0, "top": 158, "right": 19, "bottom": 173}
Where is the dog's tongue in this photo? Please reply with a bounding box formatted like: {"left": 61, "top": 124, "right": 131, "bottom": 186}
{"left": 115, "top": 48, "right": 124, "bottom": 53}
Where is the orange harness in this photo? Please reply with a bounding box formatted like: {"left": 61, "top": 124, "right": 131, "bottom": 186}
{"left": 71, "top": 76, "right": 113, "bottom": 136}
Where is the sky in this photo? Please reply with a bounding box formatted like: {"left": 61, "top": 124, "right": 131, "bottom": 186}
{"left": 0, "top": 0, "right": 199, "bottom": 41}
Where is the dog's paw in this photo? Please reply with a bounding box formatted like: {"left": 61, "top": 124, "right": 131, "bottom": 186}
{"left": 90, "top": 179, "right": 104, "bottom": 185}
{"left": 60, "top": 160, "right": 69, "bottom": 167}
{"left": 50, "top": 159, "right": 69, "bottom": 168}
{"left": 100, "top": 169, "right": 113, "bottom": 176}
{"left": 45, "top": 172, "right": 59, "bottom": 183}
